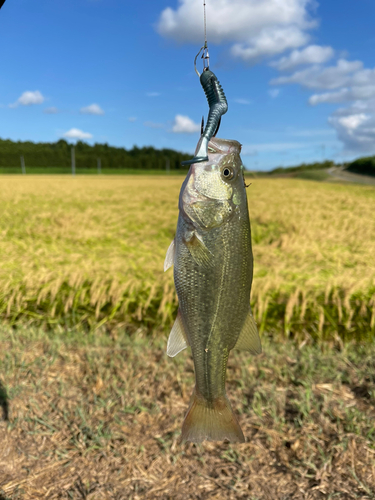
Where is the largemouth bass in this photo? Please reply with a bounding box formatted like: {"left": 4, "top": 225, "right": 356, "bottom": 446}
{"left": 164, "top": 137, "right": 261, "bottom": 443}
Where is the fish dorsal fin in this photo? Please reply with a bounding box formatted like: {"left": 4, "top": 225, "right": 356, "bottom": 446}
{"left": 164, "top": 239, "right": 175, "bottom": 272}
{"left": 184, "top": 230, "right": 213, "bottom": 269}
{"left": 167, "top": 310, "right": 189, "bottom": 357}
{"left": 234, "top": 310, "right": 262, "bottom": 354}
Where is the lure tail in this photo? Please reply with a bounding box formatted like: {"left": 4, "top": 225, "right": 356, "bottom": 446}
{"left": 181, "top": 388, "right": 245, "bottom": 443}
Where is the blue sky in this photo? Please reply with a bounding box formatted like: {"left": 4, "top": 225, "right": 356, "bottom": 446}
{"left": 1, "top": 0, "right": 375, "bottom": 170}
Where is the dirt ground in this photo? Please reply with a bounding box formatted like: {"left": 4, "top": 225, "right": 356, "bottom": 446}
{"left": 0, "top": 327, "right": 374, "bottom": 499}
{"left": 327, "top": 167, "right": 375, "bottom": 186}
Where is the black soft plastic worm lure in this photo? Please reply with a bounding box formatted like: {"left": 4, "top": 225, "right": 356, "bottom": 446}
{"left": 182, "top": 69, "right": 228, "bottom": 166}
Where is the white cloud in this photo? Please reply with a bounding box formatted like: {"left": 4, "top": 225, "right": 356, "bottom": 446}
{"left": 144, "top": 121, "right": 164, "bottom": 129}
{"left": 172, "top": 114, "right": 200, "bottom": 134}
{"left": 128, "top": 117, "right": 137, "bottom": 122}
{"left": 231, "top": 26, "right": 308, "bottom": 62}
{"left": 18, "top": 90, "right": 45, "bottom": 105}
{"left": 337, "top": 113, "right": 369, "bottom": 131}
{"left": 63, "top": 128, "right": 93, "bottom": 140}
{"left": 80, "top": 103, "right": 104, "bottom": 115}
{"left": 146, "top": 92, "right": 161, "bottom": 97}
{"left": 309, "top": 85, "right": 375, "bottom": 105}
{"left": 309, "top": 88, "right": 350, "bottom": 105}
{"left": 271, "top": 59, "right": 363, "bottom": 89}
{"left": 234, "top": 98, "right": 251, "bottom": 105}
{"left": 44, "top": 106, "right": 59, "bottom": 114}
{"left": 268, "top": 89, "right": 280, "bottom": 98}
{"left": 10, "top": 90, "right": 45, "bottom": 107}
{"left": 270, "top": 45, "right": 334, "bottom": 70}
{"left": 270, "top": 53, "right": 375, "bottom": 151}
{"left": 350, "top": 67, "right": 375, "bottom": 86}
{"left": 328, "top": 102, "right": 375, "bottom": 153}
{"left": 157, "top": 0, "right": 316, "bottom": 62}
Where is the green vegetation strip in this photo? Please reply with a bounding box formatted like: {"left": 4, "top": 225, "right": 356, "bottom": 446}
{"left": 0, "top": 278, "right": 374, "bottom": 343}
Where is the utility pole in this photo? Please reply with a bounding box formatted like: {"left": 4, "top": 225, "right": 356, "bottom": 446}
{"left": 166, "top": 158, "right": 170, "bottom": 174}
{"left": 71, "top": 146, "right": 76, "bottom": 176}
{"left": 20, "top": 155, "right": 26, "bottom": 175}
{"left": 97, "top": 157, "right": 101, "bottom": 174}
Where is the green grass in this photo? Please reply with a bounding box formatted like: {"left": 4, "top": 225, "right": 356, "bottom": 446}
{"left": 294, "top": 169, "right": 330, "bottom": 181}
{"left": 252, "top": 168, "right": 331, "bottom": 182}
{"left": 0, "top": 326, "right": 374, "bottom": 499}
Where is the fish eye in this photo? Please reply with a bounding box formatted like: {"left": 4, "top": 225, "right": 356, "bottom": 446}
{"left": 221, "top": 166, "right": 235, "bottom": 180}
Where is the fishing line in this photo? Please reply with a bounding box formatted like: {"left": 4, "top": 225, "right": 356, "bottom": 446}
{"left": 203, "top": 0, "right": 207, "bottom": 49}
{"left": 194, "top": 0, "right": 210, "bottom": 76}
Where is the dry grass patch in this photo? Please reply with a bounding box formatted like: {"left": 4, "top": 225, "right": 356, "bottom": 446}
{"left": 0, "top": 327, "right": 374, "bottom": 499}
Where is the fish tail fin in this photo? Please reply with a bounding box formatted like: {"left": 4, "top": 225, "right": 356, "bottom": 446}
{"left": 181, "top": 389, "right": 245, "bottom": 443}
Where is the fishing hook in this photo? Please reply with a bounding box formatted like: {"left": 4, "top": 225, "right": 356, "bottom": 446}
{"left": 194, "top": 44, "right": 210, "bottom": 77}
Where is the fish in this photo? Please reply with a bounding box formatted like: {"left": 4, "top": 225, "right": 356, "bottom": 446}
{"left": 164, "top": 137, "right": 261, "bottom": 443}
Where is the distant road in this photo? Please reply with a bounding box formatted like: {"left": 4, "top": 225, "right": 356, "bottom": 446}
{"left": 328, "top": 166, "right": 375, "bottom": 186}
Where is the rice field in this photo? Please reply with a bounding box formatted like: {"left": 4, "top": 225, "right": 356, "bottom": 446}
{"left": 0, "top": 174, "right": 374, "bottom": 341}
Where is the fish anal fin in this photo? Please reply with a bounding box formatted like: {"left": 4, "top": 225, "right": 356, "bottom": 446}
{"left": 167, "top": 310, "right": 189, "bottom": 358}
{"left": 164, "top": 238, "right": 175, "bottom": 272}
{"left": 234, "top": 310, "right": 262, "bottom": 354}
{"left": 181, "top": 389, "right": 245, "bottom": 443}
{"left": 184, "top": 231, "right": 213, "bottom": 268}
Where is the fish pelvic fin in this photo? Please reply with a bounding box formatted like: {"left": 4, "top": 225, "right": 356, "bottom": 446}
{"left": 164, "top": 238, "right": 175, "bottom": 272}
{"left": 184, "top": 231, "right": 214, "bottom": 269}
{"left": 180, "top": 389, "right": 245, "bottom": 443}
{"left": 167, "top": 309, "right": 189, "bottom": 357}
{"left": 234, "top": 309, "right": 262, "bottom": 355}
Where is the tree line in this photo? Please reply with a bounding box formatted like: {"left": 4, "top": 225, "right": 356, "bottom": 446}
{"left": 346, "top": 156, "right": 375, "bottom": 176}
{"left": 2, "top": 137, "right": 375, "bottom": 177}
{"left": 0, "top": 138, "right": 191, "bottom": 170}
{"left": 270, "top": 157, "right": 375, "bottom": 177}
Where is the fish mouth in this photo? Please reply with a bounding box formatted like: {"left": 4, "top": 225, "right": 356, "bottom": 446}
{"left": 207, "top": 137, "right": 242, "bottom": 156}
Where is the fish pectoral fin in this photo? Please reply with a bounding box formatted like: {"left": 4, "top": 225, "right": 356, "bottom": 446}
{"left": 234, "top": 310, "right": 262, "bottom": 354}
{"left": 184, "top": 231, "right": 213, "bottom": 268}
{"left": 167, "top": 310, "right": 189, "bottom": 358}
{"left": 164, "top": 238, "right": 175, "bottom": 272}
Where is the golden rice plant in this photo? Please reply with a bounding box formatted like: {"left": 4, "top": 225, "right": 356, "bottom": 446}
{"left": 0, "top": 174, "right": 374, "bottom": 341}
